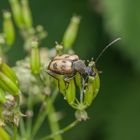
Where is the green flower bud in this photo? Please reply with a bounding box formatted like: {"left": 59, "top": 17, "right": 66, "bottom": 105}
{"left": 3, "top": 11, "right": 15, "bottom": 46}
{"left": 75, "top": 110, "right": 88, "bottom": 121}
{"left": 0, "top": 71, "right": 20, "bottom": 96}
{"left": 55, "top": 43, "right": 63, "bottom": 55}
{"left": 0, "top": 127, "right": 10, "bottom": 140}
{"left": 0, "top": 88, "right": 6, "bottom": 103}
{"left": 21, "top": 0, "right": 33, "bottom": 30}
{"left": 84, "top": 70, "right": 100, "bottom": 107}
{"left": 63, "top": 16, "right": 81, "bottom": 49}
{"left": 75, "top": 72, "right": 82, "bottom": 90}
{"left": 30, "top": 41, "right": 41, "bottom": 74}
{"left": 0, "top": 59, "right": 19, "bottom": 86}
{"left": 65, "top": 79, "right": 76, "bottom": 105}
{"left": 48, "top": 73, "right": 66, "bottom": 96}
{"left": 36, "top": 25, "right": 48, "bottom": 40}
{"left": 57, "top": 79, "right": 66, "bottom": 96}
{"left": 9, "top": 0, "right": 24, "bottom": 29}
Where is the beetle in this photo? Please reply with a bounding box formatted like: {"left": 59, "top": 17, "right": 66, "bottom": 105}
{"left": 47, "top": 38, "right": 121, "bottom": 87}
{"left": 47, "top": 54, "right": 97, "bottom": 93}
{"left": 48, "top": 54, "right": 96, "bottom": 78}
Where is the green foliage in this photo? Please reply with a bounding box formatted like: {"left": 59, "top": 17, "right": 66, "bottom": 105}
{"left": 103, "top": 0, "right": 140, "bottom": 71}
{"left": 0, "top": 0, "right": 140, "bottom": 140}
{"left": 0, "top": 127, "right": 10, "bottom": 140}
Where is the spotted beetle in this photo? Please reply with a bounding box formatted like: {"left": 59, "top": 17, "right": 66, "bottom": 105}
{"left": 48, "top": 54, "right": 96, "bottom": 78}
{"left": 47, "top": 38, "right": 121, "bottom": 88}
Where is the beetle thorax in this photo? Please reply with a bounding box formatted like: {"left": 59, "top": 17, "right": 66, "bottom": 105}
{"left": 73, "top": 60, "right": 86, "bottom": 74}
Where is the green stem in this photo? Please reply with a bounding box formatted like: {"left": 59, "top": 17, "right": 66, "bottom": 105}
{"left": 26, "top": 92, "right": 33, "bottom": 139}
{"left": 31, "top": 89, "right": 58, "bottom": 138}
{"left": 40, "top": 120, "right": 79, "bottom": 140}
{"left": 19, "top": 117, "right": 26, "bottom": 137}
{"left": 47, "top": 97, "right": 62, "bottom": 140}
{"left": 13, "top": 124, "right": 17, "bottom": 140}
{"left": 31, "top": 98, "right": 48, "bottom": 138}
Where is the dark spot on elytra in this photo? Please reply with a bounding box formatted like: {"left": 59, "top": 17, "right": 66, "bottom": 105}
{"left": 62, "top": 60, "right": 66, "bottom": 63}
{"left": 61, "top": 65, "right": 66, "bottom": 70}
{"left": 53, "top": 63, "right": 57, "bottom": 69}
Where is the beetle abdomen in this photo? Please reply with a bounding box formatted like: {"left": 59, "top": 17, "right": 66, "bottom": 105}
{"left": 54, "top": 54, "right": 79, "bottom": 61}
{"left": 48, "top": 59, "right": 74, "bottom": 74}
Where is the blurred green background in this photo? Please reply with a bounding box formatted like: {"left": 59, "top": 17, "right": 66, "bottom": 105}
{"left": 1, "top": 0, "right": 140, "bottom": 140}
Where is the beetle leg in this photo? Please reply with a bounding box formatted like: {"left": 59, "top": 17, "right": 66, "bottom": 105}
{"left": 64, "top": 74, "right": 76, "bottom": 89}
{"left": 64, "top": 74, "right": 75, "bottom": 82}
{"left": 47, "top": 70, "right": 59, "bottom": 80}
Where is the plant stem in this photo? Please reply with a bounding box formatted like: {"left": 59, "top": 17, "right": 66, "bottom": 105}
{"left": 13, "top": 124, "right": 17, "bottom": 140}
{"left": 80, "top": 78, "right": 85, "bottom": 103}
{"left": 19, "top": 117, "right": 26, "bottom": 137}
{"left": 40, "top": 120, "right": 79, "bottom": 140}
{"left": 31, "top": 89, "right": 58, "bottom": 138}
{"left": 26, "top": 92, "right": 33, "bottom": 139}
{"left": 31, "top": 98, "right": 48, "bottom": 138}
{"left": 47, "top": 97, "right": 62, "bottom": 140}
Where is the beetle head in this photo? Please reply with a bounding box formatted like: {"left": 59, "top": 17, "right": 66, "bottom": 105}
{"left": 85, "top": 66, "right": 96, "bottom": 77}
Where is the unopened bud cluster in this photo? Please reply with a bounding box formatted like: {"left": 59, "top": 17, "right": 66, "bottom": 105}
{"left": 51, "top": 62, "right": 100, "bottom": 111}
{"left": 63, "top": 16, "right": 81, "bottom": 49}
{"left": 0, "top": 58, "right": 20, "bottom": 96}
{"left": 0, "top": 59, "right": 20, "bottom": 126}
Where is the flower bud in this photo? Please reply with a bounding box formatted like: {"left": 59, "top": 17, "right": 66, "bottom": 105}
{"left": 0, "top": 71, "right": 20, "bottom": 96}
{"left": 57, "top": 79, "right": 66, "bottom": 96}
{"left": 63, "top": 16, "right": 81, "bottom": 49}
{"left": 65, "top": 79, "right": 76, "bottom": 105}
{"left": 30, "top": 41, "right": 41, "bottom": 74}
{"left": 75, "top": 110, "right": 88, "bottom": 121}
{"left": 84, "top": 70, "right": 100, "bottom": 107}
{"left": 0, "top": 127, "right": 10, "bottom": 140}
{"left": 21, "top": 0, "right": 33, "bottom": 30}
{"left": 36, "top": 25, "right": 48, "bottom": 40}
{"left": 75, "top": 72, "right": 82, "bottom": 90}
{"left": 55, "top": 43, "right": 63, "bottom": 55}
{"left": 9, "top": 0, "right": 24, "bottom": 29}
{"left": 49, "top": 73, "right": 66, "bottom": 96}
{"left": 0, "top": 59, "right": 19, "bottom": 86}
{"left": 0, "top": 88, "right": 6, "bottom": 103}
{"left": 3, "top": 11, "right": 15, "bottom": 46}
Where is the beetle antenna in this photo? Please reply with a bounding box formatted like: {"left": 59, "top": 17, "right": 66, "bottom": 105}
{"left": 95, "top": 37, "right": 121, "bottom": 63}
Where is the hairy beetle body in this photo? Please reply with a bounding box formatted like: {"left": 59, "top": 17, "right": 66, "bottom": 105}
{"left": 48, "top": 54, "right": 96, "bottom": 76}
{"left": 48, "top": 54, "right": 81, "bottom": 75}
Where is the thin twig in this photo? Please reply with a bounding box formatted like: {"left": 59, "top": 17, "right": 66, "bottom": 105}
{"left": 39, "top": 120, "right": 80, "bottom": 140}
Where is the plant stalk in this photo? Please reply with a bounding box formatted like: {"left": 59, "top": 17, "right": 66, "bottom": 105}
{"left": 47, "top": 97, "right": 62, "bottom": 140}
{"left": 40, "top": 120, "right": 79, "bottom": 140}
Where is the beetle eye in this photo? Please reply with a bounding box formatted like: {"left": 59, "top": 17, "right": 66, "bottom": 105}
{"left": 91, "top": 71, "right": 96, "bottom": 77}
